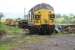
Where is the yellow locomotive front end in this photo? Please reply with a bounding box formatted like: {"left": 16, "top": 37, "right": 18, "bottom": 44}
{"left": 34, "top": 9, "right": 55, "bottom": 25}
{"left": 28, "top": 3, "right": 55, "bottom": 35}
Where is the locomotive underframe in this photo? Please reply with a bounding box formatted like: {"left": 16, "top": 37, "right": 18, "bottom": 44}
{"left": 29, "top": 24, "right": 55, "bottom": 35}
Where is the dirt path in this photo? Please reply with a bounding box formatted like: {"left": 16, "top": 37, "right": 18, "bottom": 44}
{"left": 9, "top": 34, "right": 75, "bottom": 50}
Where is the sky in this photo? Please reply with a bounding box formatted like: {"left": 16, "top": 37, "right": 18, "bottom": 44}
{"left": 0, "top": 0, "right": 75, "bottom": 19}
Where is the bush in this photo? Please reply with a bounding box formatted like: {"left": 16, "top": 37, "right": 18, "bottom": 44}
{"left": 0, "top": 30, "right": 6, "bottom": 39}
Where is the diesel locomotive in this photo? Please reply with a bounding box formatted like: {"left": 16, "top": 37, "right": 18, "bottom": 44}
{"left": 27, "top": 3, "right": 55, "bottom": 35}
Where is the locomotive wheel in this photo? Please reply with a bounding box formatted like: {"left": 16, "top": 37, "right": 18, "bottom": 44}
{"left": 40, "top": 28, "right": 54, "bottom": 35}
{"left": 49, "top": 28, "right": 55, "bottom": 35}
{"left": 29, "top": 27, "right": 38, "bottom": 35}
{"left": 29, "top": 28, "right": 35, "bottom": 34}
{"left": 39, "top": 25, "right": 55, "bottom": 35}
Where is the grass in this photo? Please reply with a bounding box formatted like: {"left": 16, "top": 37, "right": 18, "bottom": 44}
{"left": 0, "top": 23, "right": 24, "bottom": 35}
{"left": 0, "top": 35, "right": 45, "bottom": 50}
{"left": 0, "top": 44, "right": 11, "bottom": 50}
{"left": 0, "top": 41, "right": 18, "bottom": 50}
{"left": 0, "top": 23, "right": 24, "bottom": 50}
{"left": 0, "top": 23, "right": 70, "bottom": 50}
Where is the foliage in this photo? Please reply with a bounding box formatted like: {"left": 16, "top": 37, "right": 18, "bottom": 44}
{"left": 0, "top": 41, "right": 16, "bottom": 50}
{"left": 0, "top": 12, "right": 4, "bottom": 20}
{"left": 0, "top": 23, "right": 24, "bottom": 35}
{"left": 0, "top": 23, "right": 24, "bottom": 50}
{"left": 55, "top": 14, "right": 75, "bottom": 25}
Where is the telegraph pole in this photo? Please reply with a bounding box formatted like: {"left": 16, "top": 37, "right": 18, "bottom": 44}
{"left": 24, "top": 8, "right": 28, "bottom": 22}
{"left": 24, "top": 8, "right": 26, "bottom": 19}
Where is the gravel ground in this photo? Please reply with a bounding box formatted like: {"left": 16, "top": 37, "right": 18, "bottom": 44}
{"left": 9, "top": 34, "right": 75, "bottom": 50}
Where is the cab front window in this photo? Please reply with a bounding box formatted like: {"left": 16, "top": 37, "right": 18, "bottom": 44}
{"left": 35, "top": 15, "right": 40, "bottom": 20}
{"left": 49, "top": 14, "right": 55, "bottom": 22}
{"left": 49, "top": 14, "right": 55, "bottom": 18}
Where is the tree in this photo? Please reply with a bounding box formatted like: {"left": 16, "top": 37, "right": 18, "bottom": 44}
{"left": 63, "top": 15, "right": 70, "bottom": 25}
{"left": 0, "top": 12, "right": 4, "bottom": 23}
{"left": 55, "top": 14, "right": 62, "bottom": 18}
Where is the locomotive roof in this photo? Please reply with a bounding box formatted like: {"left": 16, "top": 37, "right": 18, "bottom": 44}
{"left": 29, "top": 3, "right": 54, "bottom": 12}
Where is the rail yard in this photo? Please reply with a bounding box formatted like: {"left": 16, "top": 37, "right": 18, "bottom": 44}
{"left": 0, "top": 3, "right": 75, "bottom": 50}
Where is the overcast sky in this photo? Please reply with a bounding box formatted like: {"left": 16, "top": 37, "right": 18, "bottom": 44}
{"left": 0, "top": 0, "right": 75, "bottom": 19}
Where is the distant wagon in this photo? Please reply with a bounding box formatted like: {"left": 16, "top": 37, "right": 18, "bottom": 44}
{"left": 18, "top": 20, "right": 28, "bottom": 29}
{"left": 5, "top": 19, "right": 18, "bottom": 26}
